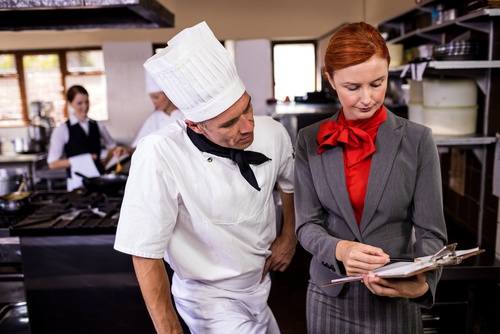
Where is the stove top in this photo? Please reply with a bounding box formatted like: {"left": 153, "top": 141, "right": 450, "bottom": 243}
{"left": 4, "top": 190, "right": 122, "bottom": 237}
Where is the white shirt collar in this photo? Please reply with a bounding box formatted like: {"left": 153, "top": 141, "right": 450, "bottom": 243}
{"left": 69, "top": 113, "right": 90, "bottom": 126}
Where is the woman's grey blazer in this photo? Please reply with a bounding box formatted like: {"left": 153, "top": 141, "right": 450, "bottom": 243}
{"left": 294, "top": 108, "right": 448, "bottom": 308}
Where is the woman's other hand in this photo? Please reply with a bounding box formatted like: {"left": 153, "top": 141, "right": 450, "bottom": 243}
{"left": 362, "top": 272, "right": 429, "bottom": 298}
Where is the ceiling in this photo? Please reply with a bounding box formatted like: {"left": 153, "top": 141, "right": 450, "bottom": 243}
{"left": 0, "top": 0, "right": 415, "bottom": 50}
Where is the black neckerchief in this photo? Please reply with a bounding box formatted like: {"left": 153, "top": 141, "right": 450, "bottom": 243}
{"left": 187, "top": 127, "right": 271, "bottom": 191}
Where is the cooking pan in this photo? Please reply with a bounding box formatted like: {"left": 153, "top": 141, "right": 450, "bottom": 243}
{"left": 0, "top": 180, "right": 31, "bottom": 213}
{"left": 0, "top": 191, "right": 31, "bottom": 213}
{"left": 74, "top": 172, "right": 128, "bottom": 193}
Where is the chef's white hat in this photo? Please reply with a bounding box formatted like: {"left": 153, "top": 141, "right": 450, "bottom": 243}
{"left": 145, "top": 71, "right": 162, "bottom": 93}
{"left": 143, "top": 21, "right": 245, "bottom": 122}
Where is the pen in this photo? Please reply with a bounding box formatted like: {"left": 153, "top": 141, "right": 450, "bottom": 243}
{"left": 387, "top": 257, "right": 415, "bottom": 265}
{"left": 389, "top": 257, "right": 415, "bottom": 262}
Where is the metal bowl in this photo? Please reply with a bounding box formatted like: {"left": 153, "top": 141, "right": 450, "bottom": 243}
{"left": 432, "top": 41, "right": 481, "bottom": 61}
{"left": 0, "top": 191, "right": 31, "bottom": 213}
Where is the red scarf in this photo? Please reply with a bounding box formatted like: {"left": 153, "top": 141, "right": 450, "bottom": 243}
{"left": 317, "top": 106, "right": 387, "bottom": 225}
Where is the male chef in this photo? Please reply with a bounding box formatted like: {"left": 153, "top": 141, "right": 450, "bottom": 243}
{"left": 114, "top": 21, "right": 296, "bottom": 333}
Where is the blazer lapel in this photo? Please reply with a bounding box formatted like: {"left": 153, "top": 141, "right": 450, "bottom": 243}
{"left": 321, "top": 145, "right": 362, "bottom": 240}
{"left": 359, "top": 112, "right": 404, "bottom": 233}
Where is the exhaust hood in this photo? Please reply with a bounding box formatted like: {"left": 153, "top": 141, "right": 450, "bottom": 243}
{"left": 0, "top": 0, "right": 175, "bottom": 31}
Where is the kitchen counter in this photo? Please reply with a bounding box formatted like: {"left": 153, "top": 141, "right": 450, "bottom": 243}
{"left": 18, "top": 234, "right": 155, "bottom": 334}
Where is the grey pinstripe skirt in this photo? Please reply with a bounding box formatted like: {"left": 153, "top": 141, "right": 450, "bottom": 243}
{"left": 306, "top": 281, "right": 423, "bottom": 334}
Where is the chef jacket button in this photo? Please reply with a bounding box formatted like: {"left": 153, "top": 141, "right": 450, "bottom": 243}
{"left": 207, "top": 157, "right": 213, "bottom": 163}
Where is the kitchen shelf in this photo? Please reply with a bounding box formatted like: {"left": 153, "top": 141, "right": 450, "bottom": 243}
{"left": 434, "top": 135, "right": 497, "bottom": 146}
{"left": 390, "top": 60, "right": 500, "bottom": 72}
{"left": 379, "top": 1, "right": 500, "bottom": 43}
{"left": 428, "top": 60, "right": 500, "bottom": 69}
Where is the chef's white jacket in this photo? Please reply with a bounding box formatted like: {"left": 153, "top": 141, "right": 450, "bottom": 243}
{"left": 131, "top": 109, "right": 185, "bottom": 148}
{"left": 115, "top": 116, "right": 294, "bottom": 292}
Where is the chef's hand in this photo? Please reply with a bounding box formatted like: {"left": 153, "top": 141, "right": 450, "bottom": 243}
{"left": 362, "top": 272, "right": 429, "bottom": 298}
{"left": 261, "top": 233, "right": 297, "bottom": 282}
{"left": 335, "top": 240, "right": 390, "bottom": 276}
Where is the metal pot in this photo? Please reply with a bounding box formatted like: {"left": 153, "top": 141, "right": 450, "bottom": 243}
{"left": 74, "top": 172, "right": 128, "bottom": 194}
{"left": 0, "top": 170, "right": 23, "bottom": 196}
{"left": 0, "top": 191, "right": 31, "bottom": 213}
{"left": 13, "top": 137, "right": 45, "bottom": 154}
{"left": 27, "top": 125, "right": 47, "bottom": 143}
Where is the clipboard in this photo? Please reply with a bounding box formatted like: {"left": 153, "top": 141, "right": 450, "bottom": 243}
{"left": 322, "top": 243, "right": 485, "bottom": 287}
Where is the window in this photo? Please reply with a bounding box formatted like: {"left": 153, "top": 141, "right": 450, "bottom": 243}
{"left": 23, "top": 53, "right": 64, "bottom": 124}
{"left": 65, "top": 50, "right": 107, "bottom": 121}
{"left": 0, "top": 48, "right": 106, "bottom": 127}
{"left": 0, "top": 54, "right": 23, "bottom": 125}
{"left": 272, "top": 42, "right": 317, "bottom": 102}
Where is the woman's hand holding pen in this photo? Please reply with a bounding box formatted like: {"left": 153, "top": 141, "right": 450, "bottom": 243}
{"left": 335, "top": 240, "right": 390, "bottom": 276}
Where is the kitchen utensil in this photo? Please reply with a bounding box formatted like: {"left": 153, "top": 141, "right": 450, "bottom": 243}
{"left": 115, "top": 160, "right": 122, "bottom": 174}
{"left": 17, "top": 180, "right": 25, "bottom": 193}
{"left": 0, "top": 188, "right": 31, "bottom": 213}
{"left": 74, "top": 171, "right": 128, "bottom": 193}
{"left": 0, "top": 170, "right": 24, "bottom": 196}
{"left": 13, "top": 137, "right": 45, "bottom": 154}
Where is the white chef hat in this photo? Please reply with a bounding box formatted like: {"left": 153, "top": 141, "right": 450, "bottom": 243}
{"left": 143, "top": 21, "right": 246, "bottom": 122}
{"left": 145, "top": 71, "right": 162, "bottom": 93}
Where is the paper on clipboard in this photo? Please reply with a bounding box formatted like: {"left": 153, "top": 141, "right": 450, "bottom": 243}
{"left": 67, "top": 153, "right": 100, "bottom": 191}
{"left": 322, "top": 244, "right": 485, "bottom": 287}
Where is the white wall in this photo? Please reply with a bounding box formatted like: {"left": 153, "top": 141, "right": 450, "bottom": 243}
{"left": 233, "top": 39, "right": 273, "bottom": 117}
{"left": 102, "top": 41, "right": 155, "bottom": 145}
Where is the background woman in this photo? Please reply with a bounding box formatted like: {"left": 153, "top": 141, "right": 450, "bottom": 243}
{"left": 47, "top": 85, "right": 122, "bottom": 190}
{"left": 294, "top": 22, "right": 448, "bottom": 333}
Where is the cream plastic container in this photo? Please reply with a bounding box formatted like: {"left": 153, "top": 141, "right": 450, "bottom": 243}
{"left": 422, "top": 78, "right": 477, "bottom": 107}
{"left": 423, "top": 105, "right": 478, "bottom": 135}
{"left": 407, "top": 79, "right": 423, "bottom": 104}
{"left": 388, "top": 43, "right": 404, "bottom": 67}
{"left": 408, "top": 103, "right": 424, "bottom": 125}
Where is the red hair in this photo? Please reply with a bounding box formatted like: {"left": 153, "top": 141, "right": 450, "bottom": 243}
{"left": 324, "top": 22, "right": 390, "bottom": 76}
